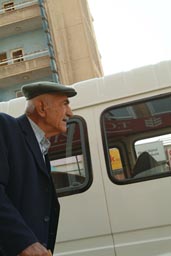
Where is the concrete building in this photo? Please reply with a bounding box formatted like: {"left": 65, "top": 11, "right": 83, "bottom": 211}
{"left": 0, "top": 0, "right": 103, "bottom": 101}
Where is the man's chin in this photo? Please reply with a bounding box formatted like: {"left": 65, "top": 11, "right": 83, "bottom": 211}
{"left": 59, "top": 126, "right": 67, "bottom": 133}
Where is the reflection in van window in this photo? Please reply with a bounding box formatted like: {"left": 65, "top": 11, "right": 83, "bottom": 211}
{"left": 101, "top": 94, "right": 171, "bottom": 184}
{"left": 48, "top": 116, "right": 92, "bottom": 196}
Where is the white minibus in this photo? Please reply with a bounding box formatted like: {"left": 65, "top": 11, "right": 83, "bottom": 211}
{"left": 1, "top": 60, "right": 171, "bottom": 256}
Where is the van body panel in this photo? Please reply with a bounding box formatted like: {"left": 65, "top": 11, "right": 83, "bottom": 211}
{"left": 1, "top": 61, "right": 171, "bottom": 255}
{"left": 54, "top": 235, "right": 115, "bottom": 256}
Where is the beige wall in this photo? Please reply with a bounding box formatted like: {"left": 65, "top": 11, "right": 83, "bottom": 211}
{"left": 45, "top": 0, "right": 103, "bottom": 85}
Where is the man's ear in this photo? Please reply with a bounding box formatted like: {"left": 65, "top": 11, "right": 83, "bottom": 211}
{"left": 35, "top": 100, "right": 46, "bottom": 117}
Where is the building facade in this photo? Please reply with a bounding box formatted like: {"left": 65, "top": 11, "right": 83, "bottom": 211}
{"left": 0, "top": 0, "right": 103, "bottom": 101}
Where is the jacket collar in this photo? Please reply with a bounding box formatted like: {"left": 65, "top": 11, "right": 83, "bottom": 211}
{"left": 16, "top": 114, "right": 50, "bottom": 178}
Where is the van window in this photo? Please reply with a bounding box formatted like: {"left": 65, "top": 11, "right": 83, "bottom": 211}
{"left": 101, "top": 94, "right": 171, "bottom": 184}
{"left": 48, "top": 116, "right": 92, "bottom": 197}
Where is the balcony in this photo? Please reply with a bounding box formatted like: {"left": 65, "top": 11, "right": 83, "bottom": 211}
{"left": 0, "top": 50, "right": 52, "bottom": 88}
{"left": 0, "top": 0, "right": 42, "bottom": 38}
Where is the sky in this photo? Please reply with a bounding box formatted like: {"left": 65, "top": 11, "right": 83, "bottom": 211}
{"left": 87, "top": 0, "right": 171, "bottom": 76}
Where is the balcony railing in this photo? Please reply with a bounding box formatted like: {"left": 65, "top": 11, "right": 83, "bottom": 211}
{"left": 0, "top": 49, "right": 49, "bottom": 66}
{"left": 0, "top": 0, "right": 38, "bottom": 14}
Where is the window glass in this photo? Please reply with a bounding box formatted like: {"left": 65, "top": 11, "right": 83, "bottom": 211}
{"left": 109, "top": 147, "right": 124, "bottom": 180}
{"left": 48, "top": 116, "right": 92, "bottom": 197}
{"left": 101, "top": 94, "right": 171, "bottom": 184}
{"left": 134, "top": 135, "right": 170, "bottom": 178}
{"left": 0, "top": 52, "right": 7, "bottom": 66}
{"left": 12, "top": 49, "right": 24, "bottom": 63}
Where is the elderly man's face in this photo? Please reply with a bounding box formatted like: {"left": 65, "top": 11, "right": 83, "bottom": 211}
{"left": 43, "top": 94, "right": 73, "bottom": 137}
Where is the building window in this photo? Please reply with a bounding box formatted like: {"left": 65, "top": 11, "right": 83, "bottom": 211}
{"left": 16, "top": 90, "right": 23, "bottom": 98}
{"left": 48, "top": 116, "right": 92, "bottom": 197}
{"left": 101, "top": 94, "right": 171, "bottom": 184}
{"left": 0, "top": 52, "right": 7, "bottom": 66}
{"left": 11, "top": 49, "right": 24, "bottom": 63}
{"left": 4, "top": 2, "right": 14, "bottom": 12}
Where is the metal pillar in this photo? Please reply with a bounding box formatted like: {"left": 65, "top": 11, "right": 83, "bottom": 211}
{"left": 38, "top": 0, "right": 59, "bottom": 83}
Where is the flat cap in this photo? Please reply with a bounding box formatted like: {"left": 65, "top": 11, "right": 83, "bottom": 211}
{"left": 21, "top": 81, "right": 77, "bottom": 100}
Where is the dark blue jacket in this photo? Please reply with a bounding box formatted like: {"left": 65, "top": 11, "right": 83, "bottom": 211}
{"left": 0, "top": 113, "right": 60, "bottom": 256}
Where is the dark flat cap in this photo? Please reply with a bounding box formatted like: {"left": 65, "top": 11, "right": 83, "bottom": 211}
{"left": 21, "top": 81, "right": 77, "bottom": 100}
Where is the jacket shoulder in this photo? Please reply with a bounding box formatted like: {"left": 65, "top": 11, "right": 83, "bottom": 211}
{"left": 0, "top": 113, "right": 19, "bottom": 132}
{"left": 0, "top": 112, "right": 16, "bottom": 121}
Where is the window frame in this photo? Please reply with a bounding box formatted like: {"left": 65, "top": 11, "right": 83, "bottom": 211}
{"left": 3, "top": 1, "right": 15, "bottom": 12}
{"left": 101, "top": 93, "right": 171, "bottom": 185}
{"left": 11, "top": 48, "right": 24, "bottom": 63}
{"left": 49, "top": 115, "right": 93, "bottom": 197}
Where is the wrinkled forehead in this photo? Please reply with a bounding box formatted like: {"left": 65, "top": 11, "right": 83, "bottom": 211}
{"left": 43, "top": 93, "right": 70, "bottom": 104}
